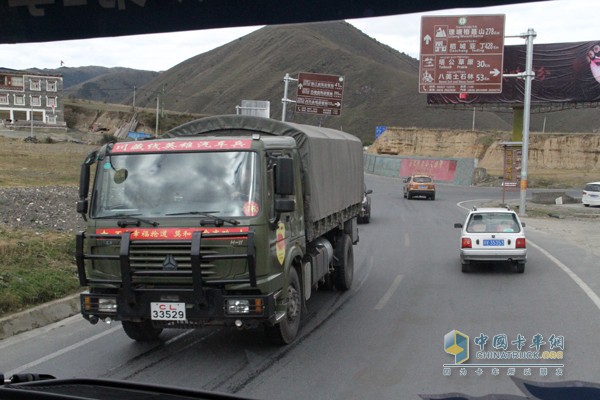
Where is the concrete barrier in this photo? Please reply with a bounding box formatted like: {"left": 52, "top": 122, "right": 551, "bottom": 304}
{"left": 364, "top": 153, "right": 476, "bottom": 185}
{"left": 531, "top": 191, "right": 580, "bottom": 205}
{"left": 0, "top": 293, "right": 81, "bottom": 340}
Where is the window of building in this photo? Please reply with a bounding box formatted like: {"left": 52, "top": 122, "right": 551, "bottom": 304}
{"left": 46, "top": 96, "right": 57, "bottom": 109}
{"left": 11, "top": 76, "right": 24, "bottom": 87}
{"left": 47, "top": 115, "right": 57, "bottom": 124}
{"left": 14, "top": 94, "right": 25, "bottom": 105}
{"left": 31, "top": 95, "right": 41, "bottom": 107}
{"left": 0, "top": 94, "right": 8, "bottom": 105}
{"left": 30, "top": 79, "right": 41, "bottom": 91}
{"left": 46, "top": 80, "right": 57, "bottom": 92}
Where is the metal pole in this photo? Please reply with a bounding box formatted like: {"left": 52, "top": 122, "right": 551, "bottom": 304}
{"left": 282, "top": 73, "right": 290, "bottom": 121}
{"left": 542, "top": 116, "right": 546, "bottom": 133}
{"left": 472, "top": 107, "right": 476, "bottom": 131}
{"left": 519, "top": 28, "right": 536, "bottom": 216}
{"left": 281, "top": 73, "right": 297, "bottom": 122}
{"left": 155, "top": 95, "right": 159, "bottom": 134}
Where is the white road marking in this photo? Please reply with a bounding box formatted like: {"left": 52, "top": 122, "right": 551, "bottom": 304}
{"left": 8, "top": 325, "right": 121, "bottom": 376}
{"left": 404, "top": 232, "right": 410, "bottom": 247}
{"left": 528, "top": 240, "right": 600, "bottom": 311}
{"left": 374, "top": 274, "right": 404, "bottom": 310}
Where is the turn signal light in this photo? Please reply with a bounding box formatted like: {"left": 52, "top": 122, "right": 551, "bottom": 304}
{"left": 255, "top": 298, "right": 263, "bottom": 313}
{"left": 461, "top": 238, "right": 472, "bottom": 248}
{"left": 516, "top": 238, "right": 526, "bottom": 248}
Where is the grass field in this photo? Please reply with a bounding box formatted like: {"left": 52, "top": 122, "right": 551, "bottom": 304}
{"left": 0, "top": 136, "right": 96, "bottom": 187}
{"left": 0, "top": 136, "right": 95, "bottom": 317}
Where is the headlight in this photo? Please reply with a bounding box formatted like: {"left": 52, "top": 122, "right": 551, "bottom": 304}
{"left": 98, "top": 298, "right": 117, "bottom": 313}
{"left": 227, "top": 299, "right": 250, "bottom": 314}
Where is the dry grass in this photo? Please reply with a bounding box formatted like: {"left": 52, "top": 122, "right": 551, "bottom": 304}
{"left": 0, "top": 137, "right": 96, "bottom": 187}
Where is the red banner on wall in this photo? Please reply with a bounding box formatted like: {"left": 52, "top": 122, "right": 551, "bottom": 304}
{"left": 399, "top": 159, "right": 457, "bottom": 182}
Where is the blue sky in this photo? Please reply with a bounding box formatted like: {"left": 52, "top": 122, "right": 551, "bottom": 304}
{"left": 0, "top": 0, "right": 597, "bottom": 71}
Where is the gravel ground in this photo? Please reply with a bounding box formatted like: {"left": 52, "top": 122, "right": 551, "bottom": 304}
{"left": 0, "top": 186, "right": 85, "bottom": 233}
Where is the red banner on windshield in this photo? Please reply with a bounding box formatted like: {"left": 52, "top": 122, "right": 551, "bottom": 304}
{"left": 111, "top": 139, "right": 252, "bottom": 153}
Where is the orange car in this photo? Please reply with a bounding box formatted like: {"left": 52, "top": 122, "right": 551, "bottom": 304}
{"left": 403, "top": 174, "right": 436, "bottom": 200}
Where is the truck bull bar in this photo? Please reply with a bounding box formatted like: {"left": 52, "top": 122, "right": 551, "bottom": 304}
{"left": 76, "top": 230, "right": 257, "bottom": 305}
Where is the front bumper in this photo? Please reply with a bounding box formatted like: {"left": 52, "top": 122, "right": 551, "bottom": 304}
{"left": 81, "top": 289, "right": 279, "bottom": 327}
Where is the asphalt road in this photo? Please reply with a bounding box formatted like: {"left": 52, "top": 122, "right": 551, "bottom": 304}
{"left": 2, "top": 174, "right": 599, "bottom": 399}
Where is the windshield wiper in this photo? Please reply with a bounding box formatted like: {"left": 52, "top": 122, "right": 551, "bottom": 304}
{"left": 165, "top": 211, "right": 240, "bottom": 226}
{"left": 95, "top": 213, "right": 159, "bottom": 227}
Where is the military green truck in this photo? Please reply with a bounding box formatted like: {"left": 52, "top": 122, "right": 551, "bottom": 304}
{"left": 75, "top": 115, "right": 364, "bottom": 344}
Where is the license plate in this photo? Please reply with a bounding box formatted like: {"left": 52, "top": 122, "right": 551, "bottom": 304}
{"left": 483, "top": 239, "right": 504, "bottom": 246}
{"left": 419, "top": 185, "right": 427, "bottom": 189}
{"left": 150, "top": 302, "right": 186, "bottom": 321}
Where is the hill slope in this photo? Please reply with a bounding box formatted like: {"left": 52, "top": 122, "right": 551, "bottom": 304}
{"left": 134, "top": 21, "right": 512, "bottom": 142}
{"left": 31, "top": 66, "right": 159, "bottom": 104}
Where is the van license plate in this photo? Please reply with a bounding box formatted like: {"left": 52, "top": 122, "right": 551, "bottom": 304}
{"left": 150, "top": 302, "right": 186, "bottom": 321}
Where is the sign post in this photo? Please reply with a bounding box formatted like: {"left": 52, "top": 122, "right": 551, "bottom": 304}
{"left": 419, "top": 15, "right": 505, "bottom": 94}
{"left": 295, "top": 72, "right": 344, "bottom": 116}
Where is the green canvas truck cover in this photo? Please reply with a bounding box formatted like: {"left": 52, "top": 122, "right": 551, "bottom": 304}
{"left": 166, "top": 115, "right": 364, "bottom": 228}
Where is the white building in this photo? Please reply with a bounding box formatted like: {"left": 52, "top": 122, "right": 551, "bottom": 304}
{"left": 0, "top": 68, "right": 65, "bottom": 128}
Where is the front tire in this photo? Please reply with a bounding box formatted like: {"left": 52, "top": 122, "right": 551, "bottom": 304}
{"left": 334, "top": 234, "right": 354, "bottom": 291}
{"left": 122, "top": 320, "right": 163, "bottom": 341}
{"left": 265, "top": 267, "right": 302, "bottom": 345}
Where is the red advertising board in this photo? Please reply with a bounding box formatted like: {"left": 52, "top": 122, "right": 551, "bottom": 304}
{"left": 296, "top": 72, "right": 344, "bottom": 116}
{"left": 419, "top": 15, "right": 505, "bottom": 94}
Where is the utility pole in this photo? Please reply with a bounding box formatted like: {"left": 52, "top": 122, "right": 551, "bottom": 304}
{"left": 504, "top": 28, "right": 536, "bottom": 216}
{"left": 155, "top": 95, "right": 160, "bottom": 134}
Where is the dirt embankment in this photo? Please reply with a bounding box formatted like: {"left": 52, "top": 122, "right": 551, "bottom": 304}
{"left": 63, "top": 100, "right": 204, "bottom": 135}
{"left": 369, "top": 127, "right": 600, "bottom": 187}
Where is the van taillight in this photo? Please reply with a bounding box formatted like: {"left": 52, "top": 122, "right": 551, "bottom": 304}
{"left": 461, "top": 238, "right": 472, "bottom": 248}
{"left": 516, "top": 238, "right": 526, "bottom": 248}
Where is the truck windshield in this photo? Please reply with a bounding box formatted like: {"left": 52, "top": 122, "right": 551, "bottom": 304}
{"left": 91, "top": 151, "right": 260, "bottom": 218}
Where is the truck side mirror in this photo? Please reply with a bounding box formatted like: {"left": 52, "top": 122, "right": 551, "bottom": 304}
{"left": 77, "top": 151, "right": 97, "bottom": 218}
{"left": 275, "top": 156, "right": 294, "bottom": 195}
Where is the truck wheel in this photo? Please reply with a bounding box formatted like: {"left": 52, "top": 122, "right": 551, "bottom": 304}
{"left": 265, "top": 267, "right": 302, "bottom": 345}
{"left": 122, "top": 320, "right": 163, "bottom": 341}
{"left": 334, "top": 234, "right": 353, "bottom": 291}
